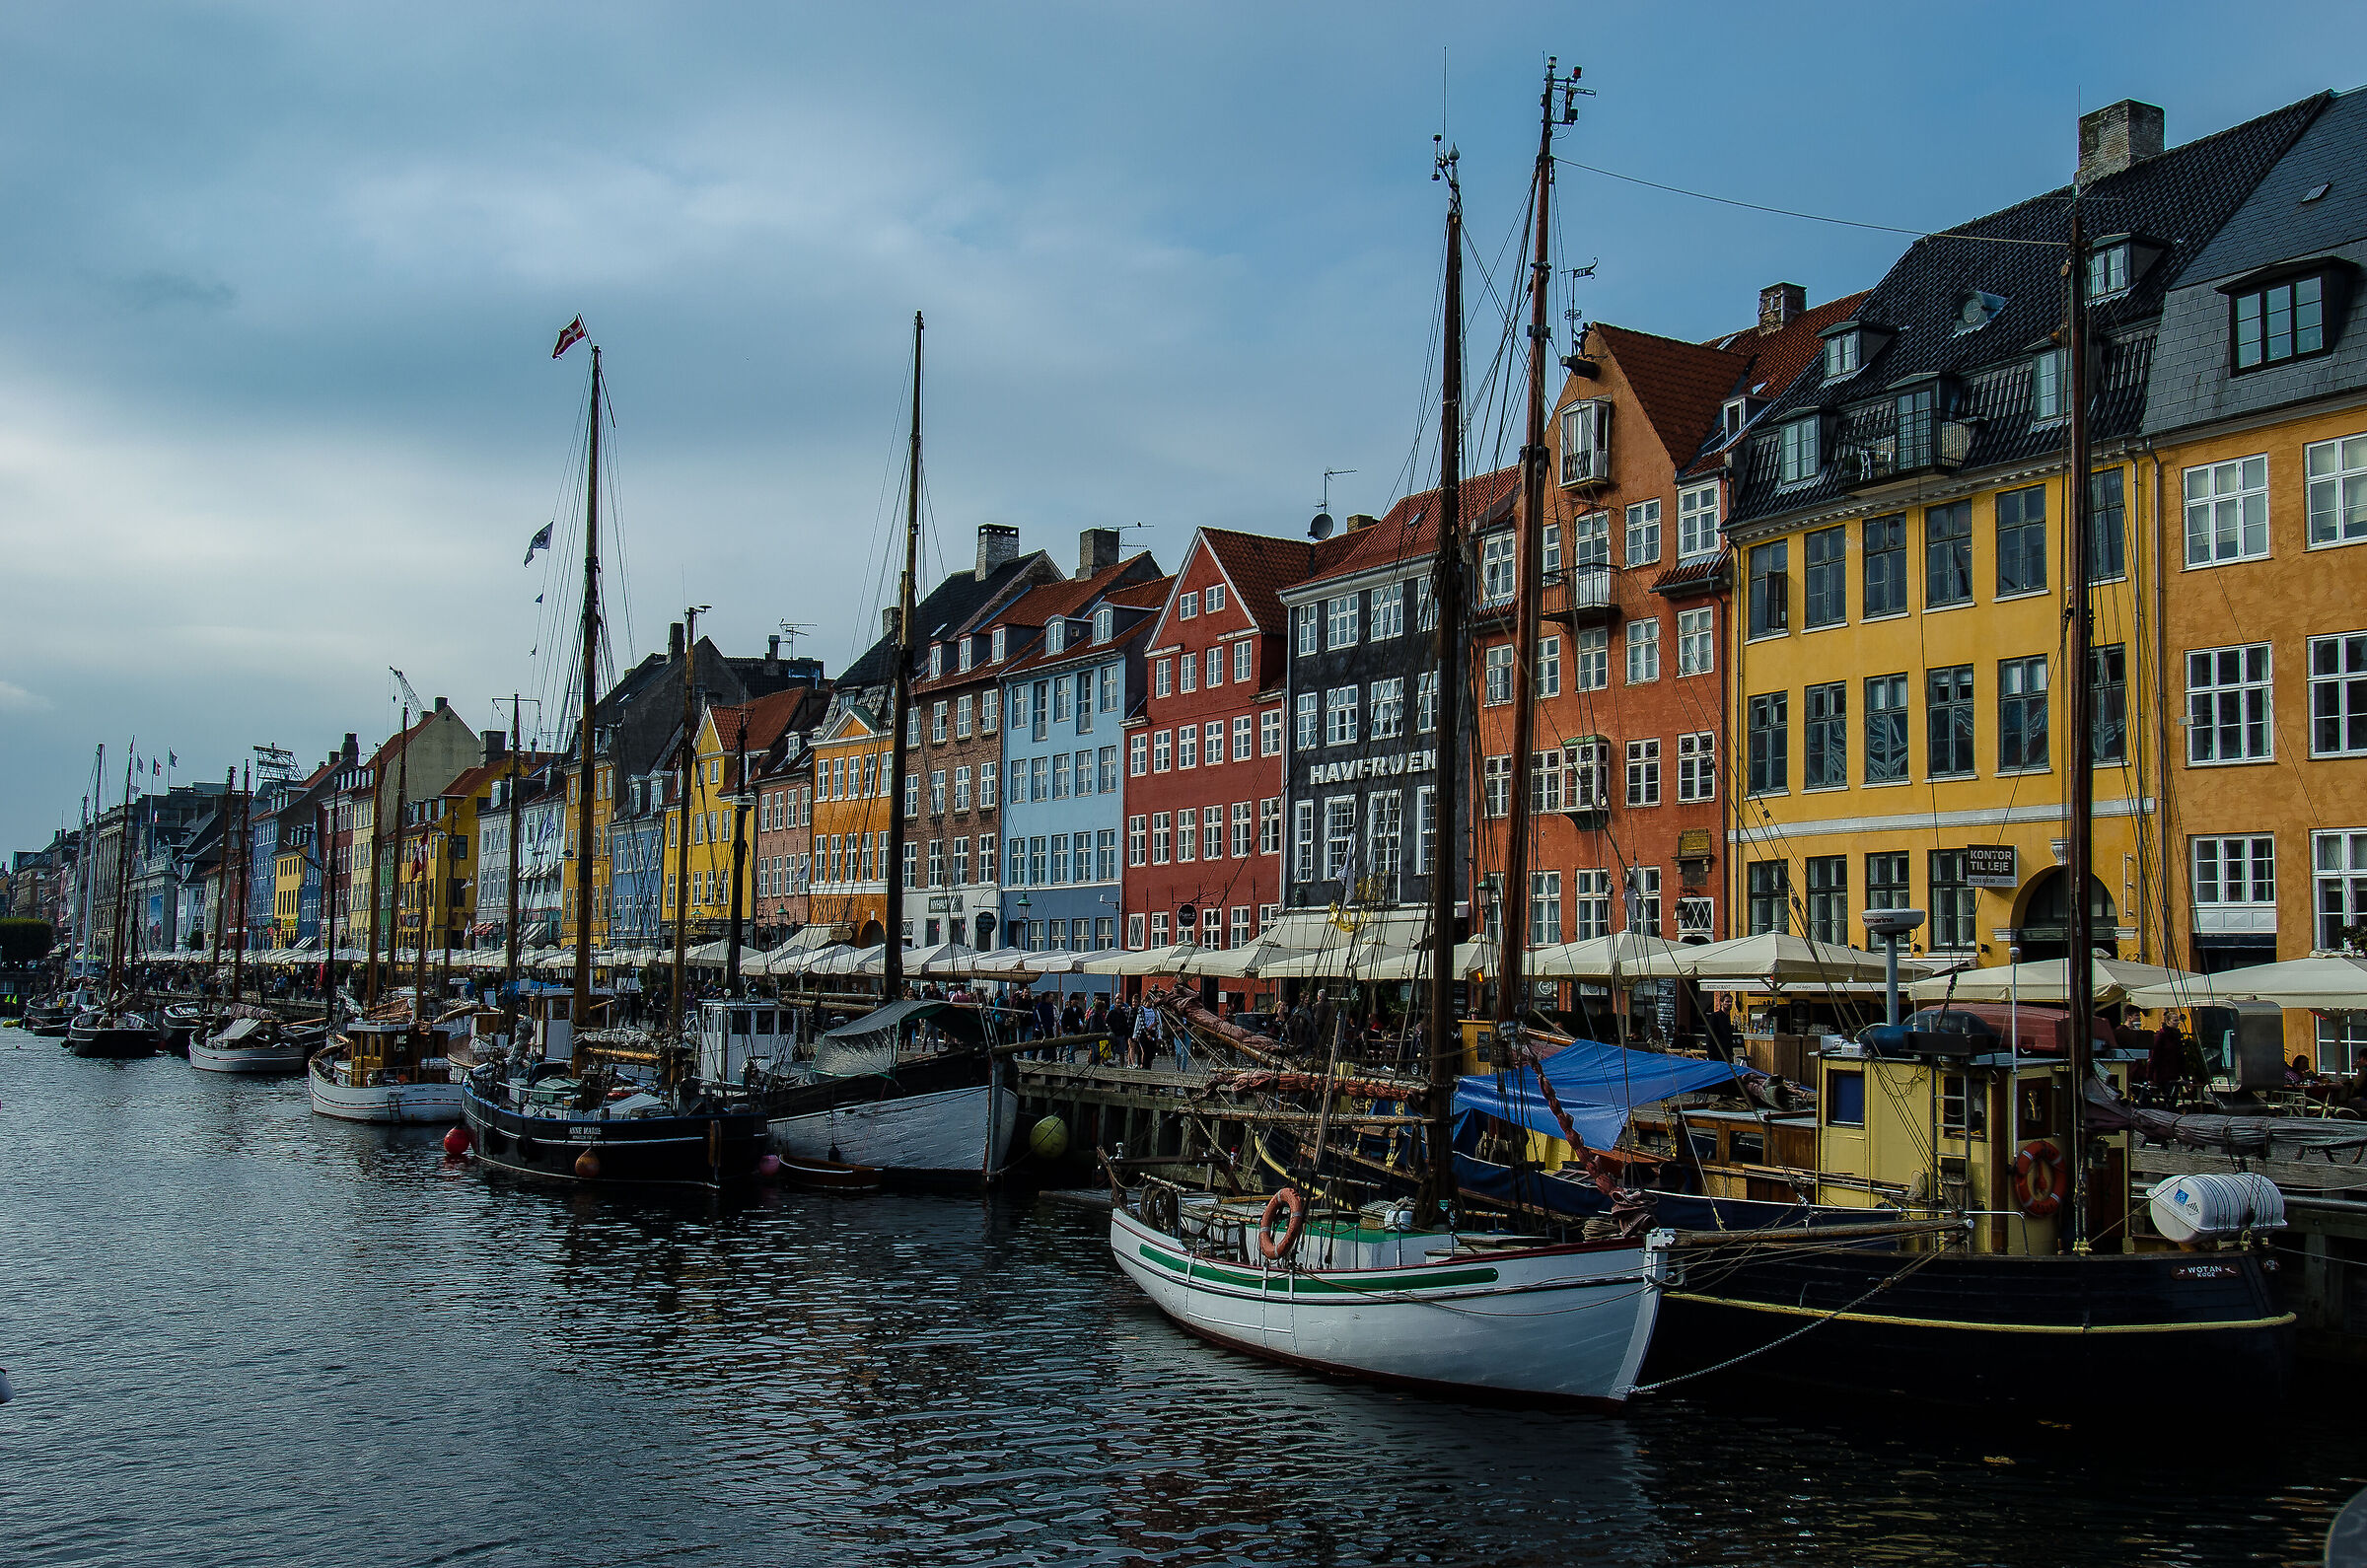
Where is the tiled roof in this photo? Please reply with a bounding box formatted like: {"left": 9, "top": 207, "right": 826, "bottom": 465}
{"left": 2179, "top": 85, "right": 2367, "bottom": 285}
{"left": 1729, "top": 93, "right": 2328, "bottom": 528}
{"left": 1104, "top": 573, "right": 1176, "bottom": 610}
{"left": 1286, "top": 464, "right": 1521, "bottom": 596}
{"left": 440, "top": 760, "right": 510, "bottom": 802}
{"left": 1679, "top": 291, "right": 1872, "bottom": 479}
{"left": 1193, "top": 528, "right": 1333, "bottom": 635}
{"left": 999, "top": 601, "right": 1165, "bottom": 677}
{"left": 914, "top": 553, "right": 1160, "bottom": 695}
{"left": 839, "top": 550, "right": 1055, "bottom": 689}
{"left": 1592, "top": 323, "right": 1752, "bottom": 471}
{"left": 712, "top": 684, "right": 817, "bottom": 754}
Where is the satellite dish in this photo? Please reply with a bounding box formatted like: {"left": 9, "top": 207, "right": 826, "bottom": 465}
{"left": 1309, "top": 512, "right": 1335, "bottom": 539}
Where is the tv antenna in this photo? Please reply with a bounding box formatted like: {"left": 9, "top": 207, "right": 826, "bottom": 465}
{"left": 1310, "top": 468, "right": 1357, "bottom": 539}
{"left": 774, "top": 621, "right": 816, "bottom": 658}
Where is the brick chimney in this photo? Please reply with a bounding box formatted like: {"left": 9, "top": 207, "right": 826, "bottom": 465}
{"left": 433, "top": 695, "right": 449, "bottom": 715}
{"left": 2078, "top": 100, "right": 2164, "bottom": 186}
{"left": 341, "top": 732, "right": 359, "bottom": 763}
{"left": 1078, "top": 527, "right": 1119, "bottom": 580}
{"left": 883, "top": 606, "right": 901, "bottom": 643}
{"left": 484, "top": 731, "right": 507, "bottom": 764}
{"left": 1757, "top": 283, "right": 1806, "bottom": 334}
{"left": 975, "top": 523, "right": 1021, "bottom": 581}
{"left": 668, "top": 621, "right": 684, "bottom": 659}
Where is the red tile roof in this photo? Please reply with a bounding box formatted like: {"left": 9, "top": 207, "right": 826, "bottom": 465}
{"left": 1591, "top": 322, "right": 1755, "bottom": 470}
{"left": 916, "top": 552, "right": 1159, "bottom": 694}
{"left": 1193, "top": 529, "right": 1333, "bottom": 635}
{"left": 1104, "top": 573, "right": 1175, "bottom": 610}
{"left": 1681, "top": 289, "right": 1873, "bottom": 477}
{"left": 1290, "top": 464, "right": 1521, "bottom": 595}
{"left": 711, "top": 684, "right": 816, "bottom": 755}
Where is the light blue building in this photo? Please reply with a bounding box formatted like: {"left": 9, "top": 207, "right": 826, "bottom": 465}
{"left": 999, "top": 578, "right": 1165, "bottom": 995}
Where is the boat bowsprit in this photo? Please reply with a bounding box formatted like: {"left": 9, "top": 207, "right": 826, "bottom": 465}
{"left": 1112, "top": 1189, "right": 1669, "bottom": 1405}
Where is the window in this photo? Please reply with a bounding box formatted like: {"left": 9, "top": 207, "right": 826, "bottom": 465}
{"left": 1531, "top": 748, "right": 1564, "bottom": 813}
{"left": 1677, "top": 896, "right": 1715, "bottom": 941}
{"left": 906, "top": 708, "right": 920, "bottom": 746}
{"left": 2090, "top": 467, "right": 2127, "bottom": 582}
{"left": 1867, "top": 852, "right": 1910, "bottom": 911}
{"left": 978, "top": 762, "right": 1000, "bottom": 810}
{"left": 1747, "top": 540, "right": 1787, "bottom": 637}
{"left": 1260, "top": 709, "right": 1283, "bottom": 755}
{"left": 1325, "top": 685, "right": 1358, "bottom": 747}
{"left": 1778, "top": 416, "right": 1820, "bottom": 484}
{"left": 1677, "top": 606, "right": 1714, "bottom": 677}
{"left": 1045, "top": 620, "right": 1066, "bottom": 656}
{"left": 1747, "top": 861, "right": 1790, "bottom": 935}
{"left": 1929, "top": 850, "right": 1975, "bottom": 950}
{"left": 1100, "top": 746, "right": 1118, "bottom": 792}
{"left": 1294, "top": 606, "right": 1319, "bottom": 656}
{"left": 1625, "top": 499, "right": 1661, "bottom": 565}
{"left": 1295, "top": 692, "right": 1319, "bottom": 749}
{"left": 927, "top": 839, "right": 945, "bottom": 889}
{"left": 1034, "top": 680, "right": 1052, "bottom": 740}
{"left": 1866, "top": 674, "right": 1908, "bottom": 784}
{"left": 1206, "top": 647, "right": 1223, "bottom": 689}
{"left": 1207, "top": 584, "right": 1226, "bottom": 612}
{"left": 1626, "top": 739, "right": 1661, "bottom": 806}
{"left": 1179, "top": 654, "right": 1196, "bottom": 694}
{"left": 1098, "top": 830, "right": 1118, "bottom": 882}
{"left": 2232, "top": 272, "right": 2327, "bottom": 371}
{"left": 1126, "top": 735, "right": 1148, "bottom": 778}
{"left": 1678, "top": 483, "right": 1719, "bottom": 560}
{"left": 2303, "top": 427, "right": 2367, "bottom": 545}
{"left": 1481, "top": 533, "right": 1517, "bottom": 604}
{"left": 2031, "top": 348, "right": 2067, "bottom": 421}
{"left": 1370, "top": 677, "right": 1404, "bottom": 739}
{"left": 1996, "top": 485, "right": 2046, "bottom": 597}
{"left": 1678, "top": 732, "right": 1715, "bottom": 802}
{"left": 1230, "top": 801, "right": 1253, "bottom": 858}
{"left": 1863, "top": 514, "right": 1905, "bottom": 617}
{"left": 1484, "top": 644, "right": 1515, "bottom": 706}
{"left": 2317, "top": 831, "right": 2367, "bottom": 951}
{"left": 1568, "top": 738, "right": 1611, "bottom": 810}
{"left": 1151, "top": 813, "right": 1171, "bottom": 864}
{"left": 1223, "top": 715, "right": 1247, "bottom": 762}
{"left": 1625, "top": 866, "right": 1662, "bottom": 936}
{"left": 989, "top": 627, "right": 1007, "bottom": 664}
{"left": 1561, "top": 399, "right": 1609, "bottom": 483}
{"left": 2187, "top": 644, "right": 2273, "bottom": 763}
{"left": 1803, "top": 526, "right": 1845, "bottom": 628}
{"left": 1126, "top": 912, "right": 1146, "bottom": 949}
{"left": 1054, "top": 753, "right": 1074, "bottom": 799}
{"left": 2313, "top": 634, "right": 2367, "bottom": 756}
{"left": 1927, "top": 666, "right": 1975, "bottom": 777}
{"left": 1326, "top": 595, "right": 1359, "bottom": 650}
{"left": 1925, "top": 501, "right": 1972, "bottom": 606}
{"left": 1029, "top": 756, "right": 1049, "bottom": 802}
{"left": 1259, "top": 798, "right": 1281, "bottom": 855}
{"left": 1152, "top": 730, "right": 1172, "bottom": 772}
{"left": 1532, "top": 870, "right": 1565, "bottom": 945}
{"left": 1093, "top": 606, "right": 1112, "bottom": 643}
{"left": 1231, "top": 907, "right": 1250, "bottom": 949}
{"left": 1482, "top": 755, "right": 1512, "bottom": 819}
{"left": 1537, "top": 635, "right": 1562, "bottom": 697}
{"left": 2185, "top": 456, "right": 2270, "bottom": 566}
{"left": 1323, "top": 798, "right": 1356, "bottom": 883}
{"left": 1626, "top": 619, "right": 1660, "bottom": 684}
{"left": 1179, "top": 591, "right": 1198, "bottom": 619}
{"left": 1202, "top": 720, "right": 1222, "bottom": 766}
{"left": 1127, "top": 815, "right": 1146, "bottom": 866}
{"left": 1415, "top": 670, "right": 1439, "bottom": 734}
{"left": 1291, "top": 801, "right": 1315, "bottom": 882}
{"left": 1576, "top": 628, "right": 1609, "bottom": 691}
{"left": 952, "top": 836, "right": 970, "bottom": 886}
{"left": 2088, "top": 243, "right": 2130, "bottom": 301}
{"left": 1154, "top": 659, "right": 1172, "bottom": 698}
{"left": 902, "top": 842, "right": 919, "bottom": 891}
{"left": 1569, "top": 510, "right": 1610, "bottom": 570}
{"left": 929, "top": 768, "right": 947, "bottom": 814}
{"left": 1828, "top": 1070, "right": 1866, "bottom": 1127}
{"left": 1369, "top": 582, "right": 1404, "bottom": 641}
{"left": 1823, "top": 328, "right": 1859, "bottom": 381}
{"left": 1234, "top": 639, "right": 1254, "bottom": 682}
{"left": 1806, "top": 856, "right": 1847, "bottom": 944}
{"left": 1031, "top": 836, "right": 1049, "bottom": 885}
{"left": 1747, "top": 692, "right": 1787, "bottom": 795}
{"left": 2092, "top": 646, "right": 2127, "bottom": 766}
{"left": 1177, "top": 727, "right": 1196, "bottom": 769}
{"left": 2192, "top": 836, "right": 2275, "bottom": 928}
{"left": 1805, "top": 681, "right": 1847, "bottom": 789}
{"left": 1998, "top": 656, "right": 2048, "bottom": 771}
{"left": 1150, "top": 911, "right": 1170, "bottom": 947}
{"left": 904, "top": 773, "right": 920, "bottom": 819}
{"left": 1368, "top": 791, "right": 1402, "bottom": 892}
{"left": 980, "top": 689, "right": 999, "bottom": 733}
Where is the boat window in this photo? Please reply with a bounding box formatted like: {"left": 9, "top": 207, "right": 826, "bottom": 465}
{"left": 1687, "top": 1131, "right": 1720, "bottom": 1163}
{"left": 1827, "top": 1070, "right": 1865, "bottom": 1127}
{"left": 756, "top": 1011, "right": 775, "bottom": 1034}
{"left": 732, "top": 1009, "right": 753, "bottom": 1035}
{"left": 1727, "top": 1128, "right": 1766, "bottom": 1164}
{"left": 1942, "top": 1074, "right": 1986, "bottom": 1135}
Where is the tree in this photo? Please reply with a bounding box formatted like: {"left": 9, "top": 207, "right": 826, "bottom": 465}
{"left": 0, "top": 919, "right": 54, "bottom": 964}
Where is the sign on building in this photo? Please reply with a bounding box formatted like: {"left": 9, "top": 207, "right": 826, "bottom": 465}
{"left": 1965, "top": 845, "right": 2018, "bottom": 889}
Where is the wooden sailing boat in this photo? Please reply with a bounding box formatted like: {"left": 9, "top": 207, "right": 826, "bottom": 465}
{"left": 1109, "top": 76, "right": 1674, "bottom": 1404}
{"left": 460, "top": 321, "right": 770, "bottom": 1186}
{"left": 68, "top": 744, "right": 160, "bottom": 1057}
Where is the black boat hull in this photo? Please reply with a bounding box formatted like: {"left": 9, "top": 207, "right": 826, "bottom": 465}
{"left": 68, "top": 1026, "right": 159, "bottom": 1059}
{"left": 462, "top": 1079, "right": 770, "bottom": 1189}
{"left": 1649, "top": 1243, "right": 2292, "bottom": 1409}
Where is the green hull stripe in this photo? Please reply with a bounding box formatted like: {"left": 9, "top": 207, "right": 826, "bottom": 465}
{"left": 1136, "top": 1242, "right": 1499, "bottom": 1294}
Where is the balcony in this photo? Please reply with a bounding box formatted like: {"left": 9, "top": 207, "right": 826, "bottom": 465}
{"left": 1557, "top": 444, "right": 1614, "bottom": 494}
{"left": 1844, "top": 399, "right": 1972, "bottom": 491}
{"left": 1545, "top": 562, "right": 1620, "bottom": 627}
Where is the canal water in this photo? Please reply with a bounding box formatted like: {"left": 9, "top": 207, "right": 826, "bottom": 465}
{"left": 2, "top": 1026, "right": 2359, "bottom": 1567}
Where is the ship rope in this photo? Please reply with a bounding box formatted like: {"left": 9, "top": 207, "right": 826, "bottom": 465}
{"left": 1626, "top": 1244, "right": 1950, "bottom": 1394}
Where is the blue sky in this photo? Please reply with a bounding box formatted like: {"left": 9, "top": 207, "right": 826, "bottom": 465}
{"left": 2, "top": 3, "right": 2360, "bottom": 852}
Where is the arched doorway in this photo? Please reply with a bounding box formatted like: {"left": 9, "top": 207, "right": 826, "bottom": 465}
{"left": 854, "top": 918, "right": 887, "bottom": 949}
{"left": 2014, "top": 868, "right": 2116, "bottom": 963}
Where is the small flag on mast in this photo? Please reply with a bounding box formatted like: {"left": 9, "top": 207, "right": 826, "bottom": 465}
{"left": 551, "top": 317, "right": 587, "bottom": 359}
{"left": 524, "top": 523, "right": 553, "bottom": 566}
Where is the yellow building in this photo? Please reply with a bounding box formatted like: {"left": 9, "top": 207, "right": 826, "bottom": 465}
{"left": 1718, "top": 98, "right": 2320, "bottom": 986}
{"left": 397, "top": 758, "right": 502, "bottom": 956}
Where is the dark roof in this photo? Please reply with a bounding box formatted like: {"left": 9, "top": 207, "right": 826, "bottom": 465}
{"left": 1729, "top": 93, "right": 2329, "bottom": 527}
{"left": 1288, "top": 464, "right": 1520, "bottom": 596}
{"left": 916, "top": 552, "right": 1163, "bottom": 693}
{"left": 1682, "top": 291, "right": 1872, "bottom": 478}
{"left": 2180, "top": 87, "right": 2367, "bottom": 284}
{"left": 839, "top": 550, "right": 1056, "bottom": 689}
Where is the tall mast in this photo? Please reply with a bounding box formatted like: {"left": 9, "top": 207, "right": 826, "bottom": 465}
{"left": 1421, "top": 143, "right": 1468, "bottom": 1226}
{"left": 505, "top": 693, "right": 523, "bottom": 1046}
{"left": 108, "top": 745, "right": 136, "bottom": 996}
{"left": 232, "top": 765, "right": 251, "bottom": 1003}
{"left": 884, "top": 311, "right": 922, "bottom": 1002}
{"left": 727, "top": 714, "right": 750, "bottom": 996}
{"left": 2062, "top": 201, "right": 2097, "bottom": 1251}
{"left": 673, "top": 606, "right": 701, "bottom": 1036}
{"left": 571, "top": 345, "right": 604, "bottom": 1068}
{"left": 392, "top": 722, "right": 411, "bottom": 1021}
{"left": 364, "top": 741, "right": 389, "bottom": 1008}
{"left": 320, "top": 793, "right": 339, "bottom": 1032}
{"left": 207, "top": 767, "right": 231, "bottom": 997}
{"left": 1495, "top": 60, "right": 1569, "bottom": 1027}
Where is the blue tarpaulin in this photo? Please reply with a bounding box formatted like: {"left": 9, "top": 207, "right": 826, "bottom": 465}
{"left": 1452, "top": 1038, "right": 1751, "bottom": 1147}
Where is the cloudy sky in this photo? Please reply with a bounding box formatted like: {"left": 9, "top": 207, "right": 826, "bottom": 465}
{"left": 2, "top": 3, "right": 2359, "bottom": 852}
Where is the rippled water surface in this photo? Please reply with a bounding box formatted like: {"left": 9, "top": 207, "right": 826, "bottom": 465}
{"left": 3, "top": 1026, "right": 2361, "bottom": 1567}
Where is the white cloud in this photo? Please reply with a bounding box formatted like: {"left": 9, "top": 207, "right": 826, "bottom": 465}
{"left": 0, "top": 679, "right": 51, "bottom": 714}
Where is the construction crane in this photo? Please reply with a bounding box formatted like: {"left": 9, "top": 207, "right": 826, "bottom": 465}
{"left": 389, "top": 667, "right": 424, "bottom": 716}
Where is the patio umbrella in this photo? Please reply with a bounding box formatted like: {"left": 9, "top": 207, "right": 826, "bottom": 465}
{"left": 2125, "top": 954, "right": 2367, "bottom": 1012}
{"left": 1907, "top": 955, "right": 2195, "bottom": 1008}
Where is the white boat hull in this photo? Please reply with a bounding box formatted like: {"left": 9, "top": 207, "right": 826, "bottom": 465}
{"left": 191, "top": 1040, "right": 309, "bottom": 1075}
{"left": 1110, "top": 1204, "right": 1667, "bottom": 1405}
{"left": 768, "top": 1083, "right": 1016, "bottom": 1183}
{"left": 308, "top": 1058, "right": 463, "bottom": 1124}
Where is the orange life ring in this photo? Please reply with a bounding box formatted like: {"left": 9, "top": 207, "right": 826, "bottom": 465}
{"left": 1258, "top": 1186, "right": 1307, "bottom": 1261}
{"left": 2013, "top": 1139, "right": 2066, "bottom": 1219}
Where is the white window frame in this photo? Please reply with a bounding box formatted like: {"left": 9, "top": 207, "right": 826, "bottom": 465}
{"left": 2186, "top": 642, "right": 2274, "bottom": 764}
{"left": 2307, "top": 433, "right": 2367, "bottom": 549}
{"left": 1678, "top": 483, "right": 1720, "bottom": 561}
{"left": 2190, "top": 835, "right": 2276, "bottom": 936}
{"left": 1260, "top": 709, "right": 1283, "bottom": 755}
{"left": 1369, "top": 676, "right": 1405, "bottom": 740}
{"left": 1480, "top": 533, "right": 1517, "bottom": 604}
{"left": 1370, "top": 583, "right": 1404, "bottom": 640}
{"left": 1626, "top": 738, "right": 1661, "bottom": 807}
{"left": 1624, "top": 499, "right": 1662, "bottom": 566}
{"left": 1626, "top": 619, "right": 1660, "bottom": 685}
{"left": 1678, "top": 731, "right": 1716, "bottom": 803}
{"left": 2312, "top": 632, "right": 2367, "bottom": 758}
{"left": 2316, "top": 830, "right": 2367, "bottom": 952}
{"left": 1325, "top": 685, "right": 1359, "bottom": 747}
{"left": 1537, "top": 635, "right": 1562, "bottom": 698}
{"left": 1323, "top": 797, "right": 1357, "bottom": 884}
{"left": 1484, "top": 644, "right": 1515, "bottom": 706}
{"left": 1576, "top": 627, "right": 1610, "bottom": 691}
{"left": 1326, "top": 595, "right": 1359, "bottom": 650}
{"left": 2184, "top": 456, "right": 2270, "bottom": 568}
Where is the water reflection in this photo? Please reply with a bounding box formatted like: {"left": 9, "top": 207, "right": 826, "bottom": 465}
{"left": 2, "top": 1028, "right": 2362, "bottom": 1567}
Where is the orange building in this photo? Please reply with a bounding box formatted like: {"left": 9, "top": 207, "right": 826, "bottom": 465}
{"left": 806, "top": 705, "right": 896, "bottom": 946}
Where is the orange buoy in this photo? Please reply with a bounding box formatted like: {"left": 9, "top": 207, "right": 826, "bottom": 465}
{"left": 2012, "top": 1140, "right": 2066, "bottom": 1219}
{"left": 574, "top": 1150, "right": 600, "bottom": 1180}
{"left": 442, "top": 1125, "right": 472, "bottom": 1157}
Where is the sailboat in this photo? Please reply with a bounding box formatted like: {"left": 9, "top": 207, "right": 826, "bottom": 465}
{"left": 460, "top": 322, "right": 771, "bottom": 1187}
{"left": 1110, "top": 76, "right": 1674, "bottom": 1405}
{"left": 68, "top": 745, "right": 159, "bottom": 1057}
{"left": 758, "top": 312, "right": 1019, "bottom": 1189}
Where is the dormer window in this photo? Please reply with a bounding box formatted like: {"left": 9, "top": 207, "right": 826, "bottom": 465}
{"left": 928, "top": 643, "right": 943, "bottom": 678}
{"left": 1722, "top": 396, "right": 1758, "bottom": 438}
{"left": 2087, "top": 244, "right": 2130, "bottom": 301}
{"left": 1954, "top": 291, "right": 2007, "bottom": 335}
{"left": 1045, "top": 619, "right": 1065, "bottom": 654}
{"left": 1093, "top": 606, "right": 1112, "bottom": 643}
{"left": 1178, "top": 591, "right": 1199, "bottom": 619}
{"left": 2031, "top": 347, "right": 2068, "bottom": 421}
{"left": 957, "top": 638, "right": 974, "bottom": 673}
{"left": 2227, "top": 267, "right": 2335, "bottom": 372}
{"left": 1822, "top": 330, "right": 1859, "bottom": 381}
{"left": 990, "top": 627, "right": 1007, "bottom": 662}
{"left": 1778, "top": 415, "right": 1821, "bottom": 485}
